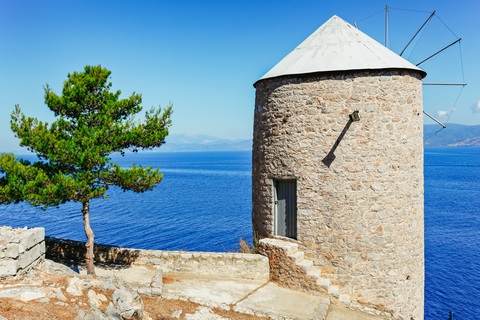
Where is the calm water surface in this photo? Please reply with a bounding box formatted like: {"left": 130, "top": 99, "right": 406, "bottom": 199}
{"left": 0, "top": 149, "right": 479, "bottom": 319}
{"left": 424, "top": 147, "right": 480, "bottom": 319}
{"left": 0, "top": 152, "right": 252, "bottom": 252}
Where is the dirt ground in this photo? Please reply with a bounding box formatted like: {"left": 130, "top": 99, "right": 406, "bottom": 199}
{"left": 0, "top": 296, "right": 271, "bottom": 320}
{"left": 0, "top": 273, "right": 271, "bottom": 320}
{"left": 142, "top": 297, "right": 271, "bottom": 320}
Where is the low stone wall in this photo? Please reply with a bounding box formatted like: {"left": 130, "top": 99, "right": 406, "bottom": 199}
{"left": 46, "top": 237, "right": 141, "bottom": 265}
{"left": 0, "top": 227, "right": 45, "bottom": 278}
{"left": 46, "top": 237, "right": 270, "bottom": 280}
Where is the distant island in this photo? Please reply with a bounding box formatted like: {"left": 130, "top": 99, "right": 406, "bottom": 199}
{"left": 424, "top": 123, "right": 480, "bottom": 147}
{"left": 161, "top": 125, "right": 480, "bottom": 152}
{"left": 5, "top": 125, "right": 480, "bottom": 154}
{"left": 159, "top": 134, "right": 252, "bottom": 152}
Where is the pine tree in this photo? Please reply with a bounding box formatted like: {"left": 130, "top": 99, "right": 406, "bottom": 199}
{"left": 0, "top": 65, "right": 172, "bottom": 275}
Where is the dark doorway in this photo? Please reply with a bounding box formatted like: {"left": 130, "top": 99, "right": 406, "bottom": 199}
{"left": 274, "top": 179, "right": 297, "bottom": 239}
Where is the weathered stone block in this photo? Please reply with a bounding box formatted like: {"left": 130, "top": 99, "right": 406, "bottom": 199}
{"left": 16, "top": 228, "right": 42, "bottom": 250}
{"left": 28, "top": 242, "right": 44, "bottom": 263}
{"left": 39, "top": 241, "right": 45, "bottom": 255}
{"left": 5, "top": 243, "right": 20, "bottom": 258}
{"left": 19, "top": 249, "right": 32, "bottom": 269}
{"left": 0, "top": 260, "right": 19, "bottom": 277}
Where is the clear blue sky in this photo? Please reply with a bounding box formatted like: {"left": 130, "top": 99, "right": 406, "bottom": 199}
{"left": 1, "top": 0, "right": 478, "bottom": 153}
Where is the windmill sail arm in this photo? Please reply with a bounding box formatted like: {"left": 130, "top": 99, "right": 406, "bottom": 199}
{"left": 400, "top": 10, "right": 436, "bottom": 57}
{"left": 423, "top": 111, "right": 446, "bottom": 128}
{"left": 416, "top": 38, "right": 461, "bottom": 66}
{"left": 423, "top": 83, "right": 467, "bottom": 86}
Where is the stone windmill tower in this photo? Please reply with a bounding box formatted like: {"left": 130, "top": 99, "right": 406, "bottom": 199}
{"left": 252, "top": 16, "right": 426, "bottom": 320}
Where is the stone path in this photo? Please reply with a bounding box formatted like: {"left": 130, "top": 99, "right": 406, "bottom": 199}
{"left": 160, "top": 272, "right": 389, "bottom": 320}
{"left": 0, "top": 260, "right": 392, "bottom": 320}
{"left": 234, "top": 282, "right": 330, "bottom": 319}
{"left": 78, "top": 263, "right": 163, "bottom": 296}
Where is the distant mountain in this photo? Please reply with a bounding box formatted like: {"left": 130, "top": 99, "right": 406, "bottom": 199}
{"left": 158, "top": 134, "right": 252, "bottom": 152}
{"left": 155, "top": 125, "right": 480, "bottom": 152}
{"left": 424, "top": 124, "right": 480, "bottom": 147}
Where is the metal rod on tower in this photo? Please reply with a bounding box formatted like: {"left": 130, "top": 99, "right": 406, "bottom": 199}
{"left": 416, "top": 38, "right": 461, "bottom": 66}
{"left": 423, "top": 83, "right": 467, "bottom": 86}
{"left": 423, "top": 111, "right": 446, "bottom": 128}
{"left": 400, "top": 11, "right": 435, "bottom": 57}
{"left": 385, "top": 5, "right": 388, "bottom": 47}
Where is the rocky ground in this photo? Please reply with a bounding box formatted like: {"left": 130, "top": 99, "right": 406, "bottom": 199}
{"left": 0, "top": 260, "right": 270, "bottom": 320}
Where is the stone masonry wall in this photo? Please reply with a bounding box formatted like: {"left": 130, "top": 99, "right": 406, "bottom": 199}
{"left": 252, "top": 70, "right": 424, "bottom": 320}
{"left": 0, "top": 227, "right": 45, "bottom": 278}
{"left": 259, "top": 238, "right": 328, "bottom": 292}
{"left": 46, "top": 237, "right": 269, "bottom": 280}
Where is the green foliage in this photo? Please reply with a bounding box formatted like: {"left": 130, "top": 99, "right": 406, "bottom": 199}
{"left": 0, "top": 65, "right": 172, "bottom": 207}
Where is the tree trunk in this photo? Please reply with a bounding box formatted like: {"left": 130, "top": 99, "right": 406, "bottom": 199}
{"left": 81, "top": 200, "right": 96, "bottom": 275}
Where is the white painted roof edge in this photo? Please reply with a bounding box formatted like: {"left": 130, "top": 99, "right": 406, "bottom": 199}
{"left": 256, "top": 15, "right": 426, "bottom": 84}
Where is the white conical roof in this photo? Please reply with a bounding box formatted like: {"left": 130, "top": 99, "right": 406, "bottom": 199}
{"left": 256, "top": 15, "right": 426, "bottom": 84}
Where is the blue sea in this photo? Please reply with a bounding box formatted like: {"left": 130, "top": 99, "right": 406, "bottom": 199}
{"left": 424, "top": 148, "right": 480, "bottom": 319}
{"left": 0, "top": 148, "right": 479, "bottom": 319}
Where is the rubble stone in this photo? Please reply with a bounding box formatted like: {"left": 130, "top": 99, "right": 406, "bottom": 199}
{"left": 252, "top": 69, "right": 425, "bottom": 320}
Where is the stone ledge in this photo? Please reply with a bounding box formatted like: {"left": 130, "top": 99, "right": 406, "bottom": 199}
{"left": 46, "top": 237, "right": 270, "bottom": 280}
